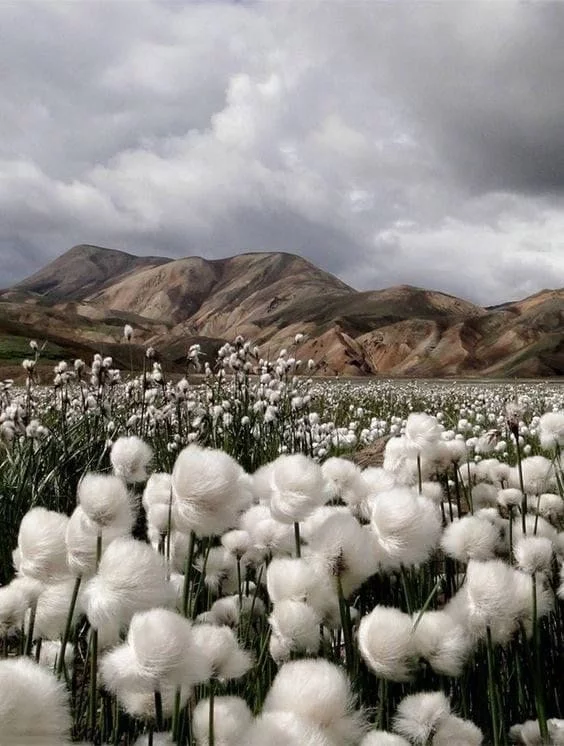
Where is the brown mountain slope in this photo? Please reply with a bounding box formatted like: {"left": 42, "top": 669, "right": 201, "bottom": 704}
{"left": 1, "top": 246, "right": 563, "bottom": 377}
{"left": 12, "top": 244, "right": 172, "bottom": 301}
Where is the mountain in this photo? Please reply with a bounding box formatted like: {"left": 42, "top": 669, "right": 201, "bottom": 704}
{"left": 0, "top": 244, "right": 562, "bottom": 378}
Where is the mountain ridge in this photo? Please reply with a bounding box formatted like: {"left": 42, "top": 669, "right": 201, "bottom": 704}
{"left": 0, "top": 244, "right": 562, "bottom": 378}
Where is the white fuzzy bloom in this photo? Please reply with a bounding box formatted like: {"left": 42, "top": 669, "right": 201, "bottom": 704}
{"left": 393, "top": 691, "right": 451, "bottom": 745}
{"left": 269, "top": 453, "right": 328, "bottom": 524}
{"left": 431, "top": 715, "right": 483, "bottom": 745}
{"left": 33, "top": 578, "right": 84, "bottom": 640}
{"left": 412, "top": 610, "right": 472, "bottom": 677}
{"left": 497, "top": 488, "right": 523, "bottom": 509}
{"left": 0, "top": 657, "right": 71, "bottom": 739}
{"left": 123, "top": 324, "right": 134, "bottom": 342}
{"left": 404, "top": 413, "right": 441, "bottom": 457}
{"left": 358, "top": 606, "right": 417, "bottom": 681}
{"left": 512, "top": 514, "right": 558, "bottom": 543}
{"left": 510, "top": 456, "right": 555, "bottom": 495}
{"left": 306, "top": 512, "right": 379, "bottom": 597}
{"left": 83, "top": 538, "right": 173, "bottom": 630}
{"left": 361, "top": 733, "right": 411, "bottom": 746}
{"left": 321, "top": 457, "right": 368, "bottom": 508}
{"left": 221, "top": 529, "right": 252, "bottom": 559}
{"left": 0, "top": 578, "right": 41, "bottom": 636}
{"left": 190, "top": 623, "right": 253, "bottom": 681}
{"left": 441, "top": 516, "right": 499, "bottom": 563}
{"left": 514, "top": 536, "right": 553, "bottom": 574}
{"left": 508, "top": 718, "right": 564, "bottom": 745}
{"left": 369, "top": 489, "right": 441, "bottom": 569}
{"left": 66, "top": 505, "right": 133, "bottom": 578}
{"left": 196, "top": 546, "right": 239, "bottom": 595}
{"left": 262, "top": 658, "right": 367, "bottom": 746}
{"left": 266, "top": 557, "right": 339, "bottom": 627}
{"left": 193, "top": 695, "right": 253, "bottom": 746}
{"left": 202, "top": 594, "right": 265, "bottom": 628}
{"left": 268, "top": 600, "right": 321, "bottom": 661}
{"left": 78, "top": 473, "right": 134, "bottom": 529}
{"left": 535, "top": 493, "right": 564, "bottom": 523}
{"left": 17, "top": 508, "right": 69, "bottom": 584}
{"left": 471, "top": 483, "right": 498, "bottom": 509}
{"left": 244, "top": 711, "right": 332, "bottom": 746}
{"left": 120, "top": 681, "right": 190, "bottom": 720}
{"left": 142, "top": 473, "right": 172, "bottom": 511}
{"left": 383, "top": 437, "right": 409, "bottom": 475}
{"left": 240, "top": 505, "right": 294, "bottom": 556}
{"left": 172, "top": 445, "right": 247, "bottom": 537}
{"left": 538, "top": 411, "right": 564, "bottom": 450}
{"left": 111, "top": 436, "right": 153, "bottom": 483}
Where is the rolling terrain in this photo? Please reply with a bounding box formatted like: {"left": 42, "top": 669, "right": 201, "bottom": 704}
{"left": 0, "top": 244, "right": 562, "bottom": 378}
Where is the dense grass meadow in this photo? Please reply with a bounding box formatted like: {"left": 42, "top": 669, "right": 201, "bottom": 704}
{"left": 1, "top": 334, "right": 564, "bottom": 745}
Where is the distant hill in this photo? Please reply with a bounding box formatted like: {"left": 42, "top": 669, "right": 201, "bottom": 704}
{"left": 0, "top": 244, "right": 562, "bottom": 378}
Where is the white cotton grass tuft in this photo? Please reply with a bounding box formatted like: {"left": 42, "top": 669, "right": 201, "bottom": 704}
{"left": 411, "top": 610, "right": 473, "bottom": 677}
{"left": 17, "top": 507, "right": 69, "bottom": 583}
{"left": 512, "top": 514, "right": 558, "bottom": 543}
{"left": 361, "top": 733, "right": 411, "bottom": 746}
{"left": 497, "top": 488, "right": 523, "bottom": 509}
{"left": 507, "top": 718, "right": 564, "bottom": 746}
{"left": 197, "top": 546, "right": 243, "bottom": 595}
{"left": 240, "top": 504, "right": 295, "bottom": 556}
{"left": 200, "top": 594, "right": 265, "bottom": 628}
{"left": 33, "top": 578, "right": 85, "bottom": 641}
{"left": 66, "top": 504, "right": 133, "bottom": 578}
{"left": 321, "top": 457, "right": 368, "bottom": 509}
{"left": 190, "top": 623, "right": 253, "bottom": 681}
{"left": 514, "top": 535, "right": 554, "bottom": 575}
{"left": 221, "top": 529, "right": 252, "bottom": 559}
{"left": 0, "top": 657, "right": 71, "bottom": 739}
{"left": 305, "top": 511, "right": 380, "bottom": 597}
{"left": 393, "top": 691, "right": 451, "bottom": 745}
{"left": 369, "top": 489, "right": 441, "bottom": 569}
{"left": 266, "top": 556, "right": 339, "bottom": 626}
{"left": 471, "top": 483, "right": 498, "bottom": 510}
{"left": 0, "top": 577, "right": 42, "bottom": 636}
{"left": 77, "top": 473, "right": 134, "bottom": 529}
{"left": 143, "top": 472, "right": 173, "bottom": 536}
{"left": 431, "top": 715, "right": 483, "bottom": 745}
{"left": 244, "top": 711, "right": 333, "bottom": 746}
{"left": 268, "top": 599, "right": 321, "bottom": 662}
{"left": 269, "top": 453, "right": 328, "bottom": 524}
{"left": 441, "top": 516, "right": 499, "bottom": 563}
{"left": 404, "top": 413, "right": 441, "bottom": 457}
{"left": 534, "top": 493, "right": 564, "bottom": 523}
{"left": 358, "top": 606, "right": 416, "bottom": 681}
{"left": 509, "top": 456, "right": 555, "bottom": 495}
{"left": 38, "top": 640, "right": 74, "bottom": 673}
{"left": 119, "top": 681, "right": 190, "bottom": 720}
{"left": 172, "top": 444, "right": 247, "bottom": 537}
{"left": 83, "top": 537, "right": 173, "bottom": 631}
{"left": 110, "top": 435, "right": 153, "bottom": 483}
{"left": 262, "top": 658, "right": 367, "bottom": 746}
{"left": 538, "top": 411, "right": 564, "bottom": 450}
{"left": 192, "top": 695, "right": 253, "bottom": 746}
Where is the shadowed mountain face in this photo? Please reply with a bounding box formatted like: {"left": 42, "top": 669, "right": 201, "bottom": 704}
{"left": 1, "top": 244, "right": 562, "bottom": 377}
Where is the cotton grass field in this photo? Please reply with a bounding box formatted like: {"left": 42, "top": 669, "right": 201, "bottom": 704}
{"left": 1, "top": 335, "right": 564, "bottom": 746}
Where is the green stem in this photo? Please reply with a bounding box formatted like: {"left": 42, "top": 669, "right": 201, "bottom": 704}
{"left": 182, "top": 531, "right": 196, "bottom": 618}
{"left": 532, "top": 573, "right": 549, "bottom": 743}
{"left": 486, "top": 626, "right": 500, "bottom": 746}
{"left": 294, "top": 521, "right": 301, "bottom": 558}
{"left": 25, "top": 600, "right": 37, "bottom": 657}
{"left": 336, "top": 574, "right": 354, "bottom": 673}
{"left": 209, "top": 680, "right": 215, "bottom": 746}
{"left": 57, "top": 574, "right": 82, "bottom": 678}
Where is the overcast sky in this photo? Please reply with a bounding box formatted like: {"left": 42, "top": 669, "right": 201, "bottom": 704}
{"left": 2, "top": 0, "right": 564, "bottom": 304}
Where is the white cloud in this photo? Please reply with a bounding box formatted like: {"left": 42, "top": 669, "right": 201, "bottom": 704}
{"left": 0, "top": 0, "right": 563, "bottom": 301}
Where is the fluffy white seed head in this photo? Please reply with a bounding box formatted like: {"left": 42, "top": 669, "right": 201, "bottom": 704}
{"left": 266, "top": 557, "right": 339, "bottom": 626}
{"left": 510, "top": 456, "right": 555, "bottom": 495}
{"left": 110, "top": 435, "right": 153, "bottom": 483}
{"left": 321, "top": 457, "right": 368, "bottom": 508}
{"left": 441, "top": 516, "right": 499, "bottom": 563}
{"left": 193, "top": 696, "right": 253, "bottom": 746}
{"left": 66, "top": 504, "right": 133, "bottom": 578}
{"left": 369, "top": 489, "right": 441, "bottom": 569}
{"left": 361, "top": 734, "right": 411, "bottom": 746}
{"left": 412, "top": 610, "right": 473, "bottom": 677}
{"left": 514, "top": 535, "right": 554, "bottom": 574}
{"left": 33, "top": 579, "right": 84, "bottom": 640}
{"left": 0, "top": 578, "right": 41, "bottom": 636}
{"left": 404, "top": 413, "right": 441, "bottom": 457}
{"left": 0, "top": 657, "right": 71, "bottom": 738}
{"left": 358, "top": 606, "right": 417, "bottom": 681}
{"left": 77, "top": 473, "right": 133, "bottom": 529}
{"left": 269, "top": 453, "right": 328, "bottom": 524}
{"left": 17, "top": 508, "right": 69, "bottom": 583}
{"left": 190, "top": 623, "right": 253, "bottom": 681}
{"left": 393, "top": 691, "right": 451, "bottom": 745}
{"left": 244, "top": 711, "right": 333, "bottom": 746}
{"left": 221, "top": 529, "right": 252, "bottom": 559}
{"left": 83, "top": 538, "right": 173, "bottom": 630}
{"left": 263, "top": 658, "right": 366, "bottom": 745}
{"left": 172, "top": 445, "right": 246, "bottom": 536}
{"left": 539, "top": 411, "right": 564, "bottom": 450}
{"left": 142, "top": 473, "right": 172, "bottom": 510}
{"left": 431, "top": 715, "right": 483, "bottom": 745}
{"left": 497, "top": 488, "right": 523, "bottom": 509}
{"left": 268, "top": 600, "right": 321, "bottom": 661}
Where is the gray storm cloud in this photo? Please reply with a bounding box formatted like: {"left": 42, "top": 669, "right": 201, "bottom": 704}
{"left": 1, "top": 0, "right": 563, "bottom": 302}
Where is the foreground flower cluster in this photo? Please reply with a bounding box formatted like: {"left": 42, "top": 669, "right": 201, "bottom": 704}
{"left": 1, "top": 400, "right": 564, "bottom": 745}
